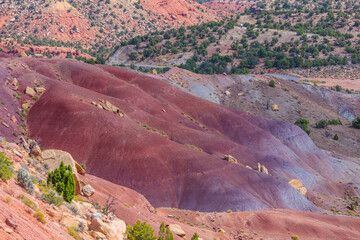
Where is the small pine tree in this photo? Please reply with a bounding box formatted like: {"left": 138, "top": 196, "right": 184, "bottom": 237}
{"left": 47, "top": 162, "right": 75, "bottom": 203}
{"left": 158, "top": 222, "right": 174, "bottom": 240}
{"left": 333, "top": 134, "right": 339, "bottom": 141}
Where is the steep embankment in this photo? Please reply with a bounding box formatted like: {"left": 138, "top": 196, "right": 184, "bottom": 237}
{"left": 1, "top": 56, "right": 359, "bottom": 213}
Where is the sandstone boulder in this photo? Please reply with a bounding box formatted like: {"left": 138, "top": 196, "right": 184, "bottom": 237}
{"left": 29, "top": 140, "right": 41, "bottom": 157}
{"left": 18, "top": 52, "right": 28, "bottom": 57}
{"left": 225, "top": 90, "right": 231, "bottom": 96}
{"left": 82, "top": 184, "right": 95, "bottom": 197}
{"left": 34, "top": 87, "right": 46, "bottom": 94}
{"left": 5, "top": 218, "right": 18, "bottom": 229}
{"left": 25, "top": 87, "right": 36, "bottom": 97}
{"left": 257, "top": 162, "right": 269, "bottom": 175}
{"left": 288, "top": 179, "right": 307, "bottom": 196}
{"left": 108, "top": 219, "right": 126, "bottom": 240}
{"left": 271, "top": 104, "right": 279, "bottom": 111}
{"left": 12, "top": 78, "right": 18, "bottom": 88}
{"left": 90, "top": 231, "right": 107, "bottom": 239}
{"left": 224, "top": 155, "right": 237, "bottom": 164}
{"left": 168, "top": 224, "right": 186, "bottom": 237}
{"left": 22, "top": 102, "right": 30, "bottom": 110}
{"left": 90, "top": 218, "right": 120, "bottom": 240}
{"left": 261, "top": 165, "right": 269, "bottom": 175}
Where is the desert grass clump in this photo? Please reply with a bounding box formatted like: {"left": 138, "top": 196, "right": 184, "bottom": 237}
{"left": 67, "top": 226, "right": 81, "bottom": 240}
{"left": 33, "top": 212, "right": 46, "bottom": 224}
{"left": 20, "top": 194, "right": 38, "bottom": 211}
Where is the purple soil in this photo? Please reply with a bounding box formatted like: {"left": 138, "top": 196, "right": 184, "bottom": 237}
{"left": 1, "top": 57, "right": 359, "bottom": 212}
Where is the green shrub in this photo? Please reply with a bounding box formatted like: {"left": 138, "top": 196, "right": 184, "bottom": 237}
{"left": 291, "top": 235, "right": 299, "bottom": 240}
{"left": 33, "top": 212, "right": 46, "bottom": 224}
{"left": 0, "top": 153, "right": 13, "bottom": 181}
{"left": 333, "top": 134, "right": 339, "bottom": 141}
{"left": 315, "top": 119, "right": 342, "bottom": 128}
{"left": 17, "top": 168, "right": 34, "bottom": 194}
{"left": 314, "top": 119, "right": 328, "bottom": 128}
{"left": 40, "top": 187, "right": 63, "bottom": 206}
{"left": 191, "top": 232, "right": 199, "bottom": 240}
{"left": 47, "top": 161, "right": 76, "bottom": 203}
{"left": 327, "top": 119, "right": 342, "bottom": 125}
{"left": 126, "top": 220, "right": 156, "bottom": 240}
{"left": 353, "top": 117, "right": 360, "bottom": 129}
{"left": 269, "top": 80, "right": 276, "bottom": 88}
{"left": 294, "top": 118, "right": 311, "bottom": 135}
{"left": 158, "top": 222, "right": 174, "bottom": 240}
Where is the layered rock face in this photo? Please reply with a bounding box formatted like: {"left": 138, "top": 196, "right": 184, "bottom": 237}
{"left": 1, "top": 56, "right": 359, "bottom": 213}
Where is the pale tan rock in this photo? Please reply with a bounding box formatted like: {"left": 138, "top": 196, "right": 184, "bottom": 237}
{"left": 22, "top": 101, "right": 31, "bottom": 109}
{"left": 4, "top": 227, "right": 13, "bottom": 233}
{"left": 90, "top": 231, "right": 107, "bottom": 239}
{"left": 224, "top": 155, "right": 237, "bottom": 164}
{"left": 18, "top": 52, "right": 28, "bottom": 57}
{"left": 298, "top": 186, "right": 307, "bottom": 196}
{"left": 225, "top": 90, "right": 231, "bottom": 96}
{"left": 168, "top": 224, "right": 186, "bottom": 237}
{"left": 82, "top": 184, "right": 95, "bottom": 197}
{"left": 25, "top": 87, "right": 36, "bottom": 97}
{"left": 1, "top": 121, "right": 9, "bottom": 128}
{"left": 12, "top": 78, "right": 18, "bottom": 87}
{"left": 261, "top": 165, "right": 269, "bottom": 175}
{"left": 288, "top": 179, "right": 303, "bottom": 189}
{"left": 288, "top": 179, "right": 307, "bottom": 196}
{"left": 108, "top": 219, "right": 126, "bottom": 240}
{"left": 34, "top": 87, "right": 46, "bottom": 94}
{"left": 271, "top": 104, "right": 279, "bottom": 111}
{"left": 90, "top": 218, "right": 118, "bottom": 240}
{"left": 5, "top": 218, "right": 18, "bottom": 229}
{"left": 9, "top": 117, "right": 17, "bottom": 126}
{"left": 257, "top": 163, "right": 269, "bottom": 175}
{"left": 237, "top": 92, "right": 243, "bottom": 96}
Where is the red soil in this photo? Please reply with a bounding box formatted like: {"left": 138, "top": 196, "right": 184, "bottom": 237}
{"left": 143, "top": 0, "right": 219, "bottom": 25}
